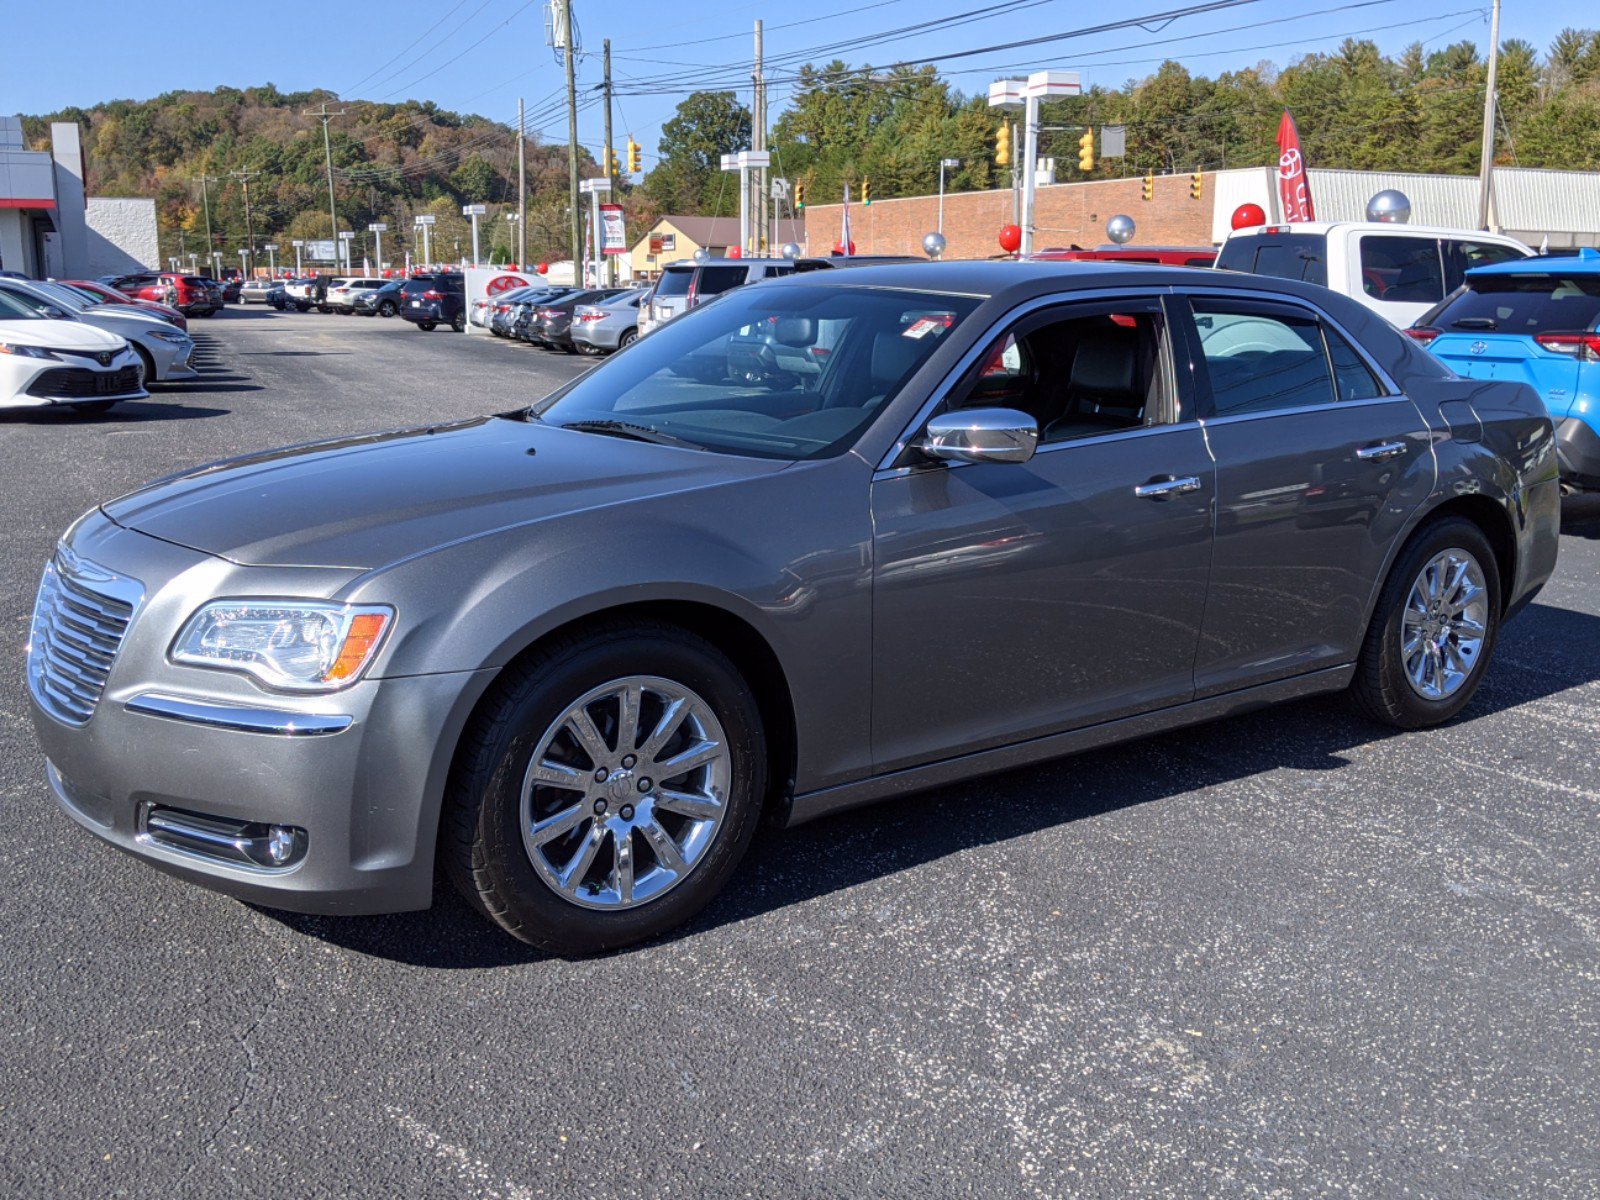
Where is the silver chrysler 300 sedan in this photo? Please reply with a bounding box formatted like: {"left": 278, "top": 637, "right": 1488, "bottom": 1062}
{"left": 26, "top": 262, "right": 1560, "bottom": 954}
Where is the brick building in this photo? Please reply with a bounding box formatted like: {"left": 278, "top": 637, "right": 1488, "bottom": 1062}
{"left": 802, "top": 165, "right": 1600, "bottom": 259}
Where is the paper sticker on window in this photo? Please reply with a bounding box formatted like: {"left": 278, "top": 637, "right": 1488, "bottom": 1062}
{"left": 902, "top": 317, "right": 948, "bottom": 339}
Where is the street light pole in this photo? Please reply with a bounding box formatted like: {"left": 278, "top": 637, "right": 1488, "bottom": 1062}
{"left": 463, "top": 204, "right": 486, "bottom": 266}
{"left": 938, "top": 158, "right": 960, "bottom": 233}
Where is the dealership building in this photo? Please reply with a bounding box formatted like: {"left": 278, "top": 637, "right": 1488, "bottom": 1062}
{"left": 0, "top": 116, "right": 158, "bottom": 279}
{"left": 803, "top": 166, "right": 1600, "bottom": 259}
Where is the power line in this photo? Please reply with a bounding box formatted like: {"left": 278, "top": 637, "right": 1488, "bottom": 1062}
{"left": 341, "top": 0, "right": 476, "bottom": 97}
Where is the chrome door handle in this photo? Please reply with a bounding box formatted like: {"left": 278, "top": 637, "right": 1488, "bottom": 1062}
{"left": 1356, "top": 440, "right": 1408, "bottom": 462}
{"left": 1134, "top": 475, "right": 1203, "bottom": 499}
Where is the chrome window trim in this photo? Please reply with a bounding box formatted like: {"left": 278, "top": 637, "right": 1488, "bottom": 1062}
{"left": 1196, "top": 393, "right": 1412, "bottom": 430}
{"left": 125, "top": 692, "right": 354, "bottom": 736}
{"left": 875, "top": 285, "right": 1176, "bottom": 472}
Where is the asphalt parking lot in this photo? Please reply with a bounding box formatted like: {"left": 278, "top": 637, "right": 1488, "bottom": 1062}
{"left": 3, "top": 306, "right": 1599, "bottom": 1199}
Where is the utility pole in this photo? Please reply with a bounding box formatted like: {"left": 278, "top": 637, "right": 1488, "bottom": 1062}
{"left": 752, "top": 21, "right": 766, "bottom": 256}
{"left": 1476, "top": 0, "right": 1502, "bottom": 231}
{"left": 561, "top": 0, "right": 582, "bottom": 281}
{"left": 517, "top": 97, "right": 528, "bottom": 269}
{"left": 603, "top": 39, "right": 615, "bottom": 285}
{"left": 305, "top": 101, "right": 348, "bottom": 273}
{"left": 198, "top": 173, "right": 219, "bottom": 276}
{"left": 230, "top": 169, "right": 260, "bottom": 274}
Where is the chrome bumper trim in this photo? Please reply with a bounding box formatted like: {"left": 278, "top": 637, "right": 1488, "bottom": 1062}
{"left": 126, "top": 692, "right": 354, "bottom": 736}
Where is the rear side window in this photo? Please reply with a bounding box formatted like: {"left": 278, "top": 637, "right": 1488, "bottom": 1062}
{"left": 654, "top": 269, "right": 692, "bottom": 298}
{"left": 1359, "top": 236, "right": 1444, "bottom": 305}
{"left": 1190, "top": 300, "right": 1335, "bottom": 415}
{"left": 1326, "top": 327, "right": 1383, "bottom": 400}
{"left": 1216, "top": 235, "right": 1328, "bottom": 287}
{"left": 1428, "top": 274, "right": 1600, "bottom": 335}
{"left": 695, "top": 266, "right": 746, "bottom": 296}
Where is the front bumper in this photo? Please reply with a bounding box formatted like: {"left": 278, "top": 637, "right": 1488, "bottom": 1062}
{"left": 1555, "top": 417, "right": 1600, "bottom": 490}
{"left": 26, "top": 514, "right": 492, "bottom": 915}
{"left": 146, "top": 335, "right": 198, "bottom": 382}
{"left": 2, "top": 346, "right": 148, "bottom": 409}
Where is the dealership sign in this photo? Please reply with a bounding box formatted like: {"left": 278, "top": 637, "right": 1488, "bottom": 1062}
{"left": 600, "top": 204, "right": 626, "bottom": 256}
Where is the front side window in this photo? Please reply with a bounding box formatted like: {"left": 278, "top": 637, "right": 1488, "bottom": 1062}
{"left": 946, "top": 303, "right": 1167, "bottom": 444}
{"left": 533, "top": 285, "right": 980, "bottom": 460}
{"left": 1190, "top": 299, "right": 1336, "bottom": 415}
{"left": 1360, "top": 236, "right": 1444, "bottom": 305}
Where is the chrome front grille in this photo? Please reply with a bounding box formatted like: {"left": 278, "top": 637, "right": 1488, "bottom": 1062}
{"left": 26, "top": 548, "right": 142, "bottom": 726}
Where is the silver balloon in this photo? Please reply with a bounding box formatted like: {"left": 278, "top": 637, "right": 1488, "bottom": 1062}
{"left": 922, "top": 231, "right": 948, "bottom": 259}
{"left": 693, "top": 248, "right": 710, "bottom": 262}
{"left": 1106, "top": 214, "right": 1136, "bottom": 245}
{"left": 780, "top": 242, "right": 802, "bottom": 260}
{"left": 1366, "top": 189, "right": 1412, "bottom": 224}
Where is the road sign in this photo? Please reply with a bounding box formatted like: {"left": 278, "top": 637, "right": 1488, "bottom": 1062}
{"left": 264, "top": 242, "right": 278, "bottom": 251}
{"left": 368, "top": 222, "right": 388, "bottom": 232}
{"left": 415, "top": 215, "right": 437, "bottom": 226}
{"left": 462, "top": 204, "right": 487, "bottom": 216}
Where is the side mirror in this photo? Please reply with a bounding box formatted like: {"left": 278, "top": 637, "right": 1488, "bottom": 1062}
{"left": 43, "top": 306, "right": 67, "bottom": 320}
{"left": 921, "top": 407, "right": 1038, "bottom": 465}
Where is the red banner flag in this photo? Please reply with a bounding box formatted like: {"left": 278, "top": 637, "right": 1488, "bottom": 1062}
{"left": 1275, "top": 110, "right": 1316, "bottom": 223}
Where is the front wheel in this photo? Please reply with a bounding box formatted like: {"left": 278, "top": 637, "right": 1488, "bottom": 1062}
{"left": 443, "top": 622, "right": 766, "bottom": 955}
{"left": 1349, "top": 516, "right": 1500, "bottom": 728}
{"left": 379, "top": 301, "right": 397, "bottom": 318}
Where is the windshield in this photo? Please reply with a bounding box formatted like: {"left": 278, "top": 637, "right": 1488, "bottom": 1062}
{"left": 0, "top": 290, "right": 46, "bottom": 320}
{"left": 1425, "top": 274, "right": 1600, "bottom": 334}
{"left": 531, "top": 284, "right": 980, "bottom": 460}
{"left": 34, "top": 281, "right": 92, "bottom": 311}
{"left": 57, "top": 283, "right": 108, "bottom": 306}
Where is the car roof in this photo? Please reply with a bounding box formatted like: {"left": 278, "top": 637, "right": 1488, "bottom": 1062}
{"left": 1466, "top": 247, "right": 1600, "bottom": 278}
{"left": 1226, "top": 221, "right": 1531, "bottom": 243}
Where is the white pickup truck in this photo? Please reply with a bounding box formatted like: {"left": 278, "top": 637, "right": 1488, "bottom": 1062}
{"left": 1215, "top": 221, "right": 1532, "bottom": 328}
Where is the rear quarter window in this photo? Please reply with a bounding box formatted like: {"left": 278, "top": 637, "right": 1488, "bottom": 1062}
{"left": 654, "top": 270, "right": 692, "bottom": 298}
{"left": 1216, "top": 236, "right": 1328, "bottom": 287}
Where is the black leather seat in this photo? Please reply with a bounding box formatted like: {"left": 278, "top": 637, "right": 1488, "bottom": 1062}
{"left": 1043, "top": 332, "right": 1146, "bottom": 441}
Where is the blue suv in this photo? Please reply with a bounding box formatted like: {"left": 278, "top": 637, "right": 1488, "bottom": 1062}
{"left": 1412, "top": 249, "right": 1600, "bottom": 491}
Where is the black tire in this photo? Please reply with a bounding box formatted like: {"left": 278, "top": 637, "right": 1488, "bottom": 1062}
{"left": 379, "top": 301, "right": 397, "bottom": 318}
{"left": 295, "top": 302, "right": 311, "bottom": 313}
{"left": 417, "top": 321, "right": 437, "bottom": 332}
{"left": 68, "top": 400, "right": 119, "bottom": 415}
{"left": 1349, "top": 515, "right": 1501, "bottom": 729}
{"left": 451, "top": 310, "right": 466, "bottom": 333}
{"left": 442, "top": 620, "right": 767, "bottom": 955}
{"left": 618, "top": 328, "right": 638, "bottom": 349}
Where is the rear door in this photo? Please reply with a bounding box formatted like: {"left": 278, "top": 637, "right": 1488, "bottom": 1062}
{"left": 1179, "top": 291, "right": 1435, "bottom": 695}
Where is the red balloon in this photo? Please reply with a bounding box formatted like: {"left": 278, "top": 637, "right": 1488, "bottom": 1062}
{"left": 1231, "top": 203, "right": 1267, "bottom": 230}
{"left": 728, "top": 246, "right": 743, "bottom": 259}
{"left": 535, "top": 262, "right": 549, "bottom": 274}
{"left": 998, "top": 224, "right": 1023, "bottom": 253}
{"left": 831, "top": 240, "right": 857, "bottom": 255}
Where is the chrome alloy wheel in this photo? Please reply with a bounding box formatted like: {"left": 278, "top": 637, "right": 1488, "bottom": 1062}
{"left": 520, "top": 676, "right": 731, "bottom": 911}
{"left": 1401, "top": 548, "right": 1489, "bottom": 701}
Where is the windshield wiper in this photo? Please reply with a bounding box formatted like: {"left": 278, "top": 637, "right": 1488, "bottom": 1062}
{"left": 557, "top": 419, "right": 702, "bottom": 450}
{"left": 1450, "top": 317, "right": 1498, "bottom": 329}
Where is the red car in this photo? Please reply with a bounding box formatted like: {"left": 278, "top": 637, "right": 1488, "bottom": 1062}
{"left": 103, "top": 271, "right": 220, "bottom": 318}
{"left": 1031, "top": 246, "right": 1218, "bottom": 268}
{"left": 63, "top": 280, "right": 189, "bottom": 332}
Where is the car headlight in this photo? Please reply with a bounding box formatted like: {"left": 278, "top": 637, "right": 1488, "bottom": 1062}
{"left": 150, "top": 329, "right": 190, "bottom": 344}
{"left": 0, "top": 342, "right": 57, "bottom": 360}
{"left": 172, "top": 601, "right": 393, "bottom": 692}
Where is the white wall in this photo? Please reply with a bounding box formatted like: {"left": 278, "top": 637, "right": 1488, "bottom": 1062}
{"left": 84, "top": 197, "right": 158, "bottom": 276}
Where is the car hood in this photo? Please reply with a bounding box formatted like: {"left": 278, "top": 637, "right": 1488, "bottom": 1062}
{"left": 3, "top": 319, "right": 124, "bottom": 351}
{"left": 102, "top": 415, "right": 791, "bottom": 570}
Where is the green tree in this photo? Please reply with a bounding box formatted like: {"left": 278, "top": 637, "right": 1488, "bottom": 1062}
{"left": 645, "top": 91, "right": 751, "bottom": 214}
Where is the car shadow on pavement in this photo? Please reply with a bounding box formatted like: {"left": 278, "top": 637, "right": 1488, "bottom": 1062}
{"left": 260, "top": 598, "right": 1600, "bottom": 969}
{"left": 2, "top": 401, "right": 232, "bottom": 424}
{"left": 1561, "top": 494, "right": 1600, "bottom": 539}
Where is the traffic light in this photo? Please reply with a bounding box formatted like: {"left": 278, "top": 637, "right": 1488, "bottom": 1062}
{"left": 995, "top": 122, "right": 1011, "bottom": 167}
{"left": 626, "top": 137, "right": 642, "bottom": 174}
{"left": 1078, "top": 129, "right": 1095, "bottom": 173}
{"left": 1190, "top": 170, "right": 1203, "bottom": 200}
{"left": 1142, "top": 171, "right": 1155, "bottom": 202}
{"left": 795, "top": 181, "right": 806, "bottom": 209}
{"left": 604, "top": 147, "right": 618, "bottom": 176}
{"left": 862, "top": 178, "right": 871, "bottom": 206}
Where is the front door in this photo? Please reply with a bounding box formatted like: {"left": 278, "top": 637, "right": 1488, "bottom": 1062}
{"left": 869, "top": 297, "right": 1215, "bottom": 774}
{"left": 1177, "top": 293, "right": 1435, "bottom": 696}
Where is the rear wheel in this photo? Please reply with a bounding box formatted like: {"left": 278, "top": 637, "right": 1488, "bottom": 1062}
{"left": 417, "top": 321, "right": 437, "bottom": 332}
{"left": 618, "top": 328, "right": 638, "bottom": 349}
{"left": 451, "top": 310, "right": 466, "bottom": 333}
{"left": 443, "top": 622, "right": 766, "bottom": 955}
{"left": 1349, "top": 516, "right": 1500, "bottom": 728}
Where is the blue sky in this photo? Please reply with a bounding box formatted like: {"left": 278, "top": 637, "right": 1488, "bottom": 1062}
{"left": 1, "top": 0, "right": 1590, "bottom": 164}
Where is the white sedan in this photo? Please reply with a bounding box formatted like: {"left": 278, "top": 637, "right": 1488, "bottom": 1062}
{"left": 0, "top": 278, "right": 197, "bottom": 384}
{"left": 0, "top": 288, "right": 146, "bottom": 413}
